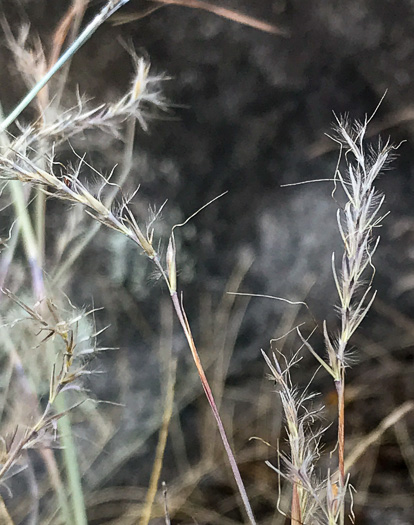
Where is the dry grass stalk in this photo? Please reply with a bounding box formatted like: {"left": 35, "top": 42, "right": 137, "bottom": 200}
{"left": 265, "top": 117, "right": 395, "bottom": 524}
{"left": 327, "top": 118, "right": 394, "bottom": 521}
{"left": 111, "top": 0, "right": 287, "bottom": 35}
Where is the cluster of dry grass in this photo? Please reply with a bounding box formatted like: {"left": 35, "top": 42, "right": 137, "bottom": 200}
{"left": 0, "top": 1, "right": 413, "bottom": 524}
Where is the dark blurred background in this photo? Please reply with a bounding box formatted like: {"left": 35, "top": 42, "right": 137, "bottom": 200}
{"left": 1, "top": 1, "right": 414, "bottom": 523}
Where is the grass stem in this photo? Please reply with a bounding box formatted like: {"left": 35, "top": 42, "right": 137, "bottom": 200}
{"left": 139, "top": 358, "right": 177, "bottom": 525}
{"left": 55, "top": 394, "right": 87, "bottom": 525}
{"left": 169, "top": 291, "right": 257, "bottom": 525}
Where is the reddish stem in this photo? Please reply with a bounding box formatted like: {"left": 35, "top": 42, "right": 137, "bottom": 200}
{"left": 170, "top": 291, "right": 256, "bottom": 525}
{"left": 336, "top": 377, "right": 345, "bottom": 488}
{"left": 291, "top": 482, "right": 301, "bottom": 525}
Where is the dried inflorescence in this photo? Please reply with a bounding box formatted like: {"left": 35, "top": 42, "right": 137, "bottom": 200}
{"left": 328, "top": 118, "right": 394, "bottom": 368}
{"left": 27, "top": 55, "right": 167, "bottom": 142}
{"left": 263, "top": 349, "right": 334, "bottom": 524}
{"left": 0, "top": 52, "right": 167, "bottom": 268}
{"left": 4, "top": 52, "right": 166, "bottom": 149}
{"left": 0, "top": 290, "right": 99, "bottom": 484}
{"left": 0, "top": 151, "right": 159, "bottom": 260}
{"left": 264, "top": 118, "right": 395, "bottom": 524}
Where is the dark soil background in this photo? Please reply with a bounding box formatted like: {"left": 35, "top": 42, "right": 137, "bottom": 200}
{"left": 1, "top": 1, "right": 414, "bottom": 524}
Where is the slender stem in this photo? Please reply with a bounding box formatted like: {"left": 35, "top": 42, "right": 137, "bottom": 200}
{"left": 0, "top": 219, "right": 20, "bottom": 291}
{"left": 25, "top": 456, "right": 39, "bottom": 525}
{"left": 139, "top": 358, "right": 177, "bottom": 525}
{"left": 336, "top": 370, "right": 345, "bottom": 525}
{"left": 291, "top": 483, "right": 301, "bottom": 525}
{"left": 162, "top": 481, "right": 171, "bottom": 525}
{"left": 112, "top": 117, "right": 137, "bottom": 197}
{"left": 170, "top": 291, "right": 256, "bottom": 525}
{"left": 55, "top": 394, "right": 88, "bottom": 525}
{"left": 52, "top": 0, "right": 89, "bottom": 109}
{"left": 151, "top": 255, "right": 256, "bottom": 523}
{"left": 336, "top": 379, "right": 345, "bottom": 485}
{"left": 35, "top": 190, "right": 46, "bottom": 267}
{"left": 9, "top": 181, "right": 43, "bottom": 299}
{"left": 34, "top": 146, "right": 48, "bottom": 270}
{"left": 40, "top": 448, "right": 73, "bottom": 525}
